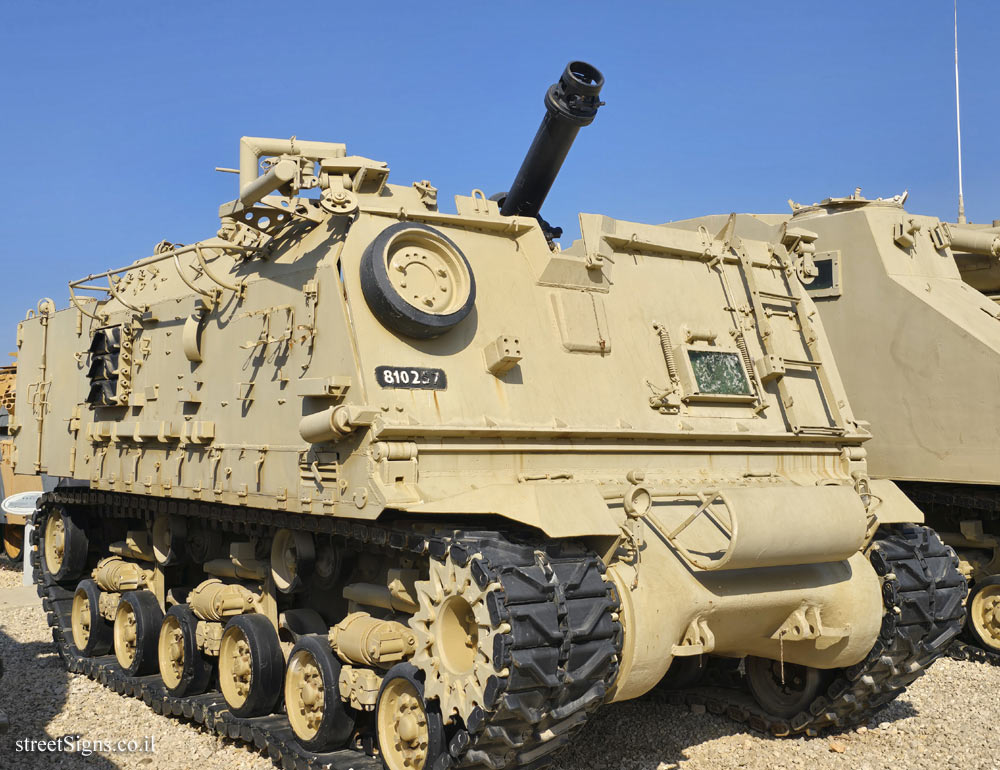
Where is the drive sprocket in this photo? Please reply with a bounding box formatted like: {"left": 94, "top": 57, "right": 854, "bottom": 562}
{"left": 409, "top": 550, "right": 504, "bottom": 725}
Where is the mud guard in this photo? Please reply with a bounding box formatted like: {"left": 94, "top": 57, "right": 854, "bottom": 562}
{"left": 868, "top": 478, "right": 924, "bottom": 525}
{"left": 402, "top": 482, "right": 620, "bottom": 538}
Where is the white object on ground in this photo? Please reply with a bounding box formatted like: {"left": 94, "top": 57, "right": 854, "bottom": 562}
{"left": 2, "top": 490, "right": 43, "bottom": 517}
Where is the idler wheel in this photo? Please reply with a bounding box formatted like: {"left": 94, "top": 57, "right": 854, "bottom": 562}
{"left": 283, "top": 634, "right": 355, "bottom": 751}
{"left": 71, "top": 578, "right": 112, "bottom": 657}
{"left": 360, "top": 222, "right": 476, "bottom": 339}
{"left": 2, "top": 522, "right": 23, "bottom": 562}
{"left": 966, "top": 576, "right": 1000, "bottom": 652}
{"left": 376, "top": 663, "right": 445, "bottom": 770}
{"left": 42, "top": 507, "right": 88, "bottom": 583}
{"left": 218, "top": 613, "right": 283, "bottom": 718}
{"left": 745, "top": 656, "right": 830, "bottom": 719}
{"left": 114, "top": 590, "right": 163, "bottom": 676}
{"left": 158, "top": 604, "right": 213, "bottom": 697}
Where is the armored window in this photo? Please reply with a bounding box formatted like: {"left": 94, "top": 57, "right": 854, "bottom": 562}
{"left": 676, "top": 344, "right": 757, "bottom": 404}
{"left": 687, "top": 350, "right": 752, "bottom": 396}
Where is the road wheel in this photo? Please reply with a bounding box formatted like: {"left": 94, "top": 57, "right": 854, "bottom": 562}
{"left": 966, "top": 576, "right": 1000, "bottom": 652}
{"left": 360, "top": 222, "right": 476, "bottom": 339}
{"left": 284, "top": 634, "right": 355, "bottom": 751}
{"left": 114, "top": 590, "right": 163, "bottom": 675}
{"left": 158, "top": 604, "right": 213, "bottom": 697}
{"left": 218, "top": 614, "right": 283, "bottom": 717}
{"left": 746, "top": 656, "right": 830, "bottom": 719}
{"left": 376, "top": 663, "right": 445, "bottom": 770}
{"left": 2, "top": 522, "right": 22, "bottom": 562}
{"left": 42, "top": 507, "right": 88, "bottom": 583}
{"left": 71, "top": 578, "right": 112, "bottom": 657}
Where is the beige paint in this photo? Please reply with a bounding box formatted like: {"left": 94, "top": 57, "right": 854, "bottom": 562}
{"left": 0, "top": 366, "right": 41, "bottom": 528}
{"left": 671, "top": 200, "right": 1000, "bottom": 485}
{"left": 947, "top": 221, "right": 1000, "bottom": 298}
{"left": 609, "top": 550, "right": 882, "bottom": 701}
{"left": 12, "top": 138, "right": 920, "bottom": 696}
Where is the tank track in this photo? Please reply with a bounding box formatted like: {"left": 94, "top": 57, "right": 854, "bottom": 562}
{"left": 896, "top": 481, "right": 1000, "bottom": 529}
{"left": 895, "top": 481, "right": 1000, "bottom": 664}
{"left": 947, "top": 638, "right": 1000, "bottom": 666}
{"left": 659, "top": 524, "right": 967, "bottom": 736}
{"left": 30, "top": 488, "right": 621, "bottom": 770}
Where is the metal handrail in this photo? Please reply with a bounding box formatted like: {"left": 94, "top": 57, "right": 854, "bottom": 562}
{"left": 69, "top": 240, "right": 257, "bottom": 320}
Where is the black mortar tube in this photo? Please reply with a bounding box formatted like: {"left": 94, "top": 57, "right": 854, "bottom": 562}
{"left": 500, "top": 61, "right": 605, "bottom": 220}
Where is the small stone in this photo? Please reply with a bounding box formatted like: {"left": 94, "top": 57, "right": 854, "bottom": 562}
{"left": 828, "top": 741, "right": 847, "bottom": 753}
{"left": 856, "top": 726, "right": 868, "bottom": 733}
{"left": 689, "top": 703, "right": 706, "bottom": 715}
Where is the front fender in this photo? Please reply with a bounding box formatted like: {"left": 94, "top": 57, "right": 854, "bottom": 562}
{"left": 868, "top": 478, "right": 925, "bottom": 526}
{"left": 401, "top": 482, "right": 621, "bottom": 538}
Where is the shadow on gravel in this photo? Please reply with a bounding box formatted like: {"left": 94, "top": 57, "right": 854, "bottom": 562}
{"left": 550, "top": 690, "right": 919, "bottom": 770}
{"left": 0, "top": 575, "right": 118, "bottom": 769}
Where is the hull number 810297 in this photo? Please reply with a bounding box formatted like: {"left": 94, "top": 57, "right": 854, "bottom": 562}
{"left": 375, "top": 366, "right": 447, "bottom": 390}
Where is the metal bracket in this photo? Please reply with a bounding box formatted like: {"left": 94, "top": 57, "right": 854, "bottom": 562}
{"left": 240, "top": 305, "right": 294, "bottom": 350}
{"left": 770, "top": 602, "right": 851, "bottom": 650}
{"left": 672, "top": 615, "right": 716, "bottom": 656}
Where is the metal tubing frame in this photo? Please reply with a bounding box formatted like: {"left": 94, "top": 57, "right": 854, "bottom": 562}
{"left": 69, "top": 241, "right": 256, "bottom": 320}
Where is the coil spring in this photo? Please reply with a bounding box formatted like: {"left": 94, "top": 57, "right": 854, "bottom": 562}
{"left": 734, "top": 332, "right": 758, "bottom": 394}
{"left": 653, "top": 323, "right": 678, "bottom": 383}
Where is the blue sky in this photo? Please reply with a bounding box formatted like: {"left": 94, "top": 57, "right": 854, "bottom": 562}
{"left": 1, "top": 1, "right": 996, "bottom": 353}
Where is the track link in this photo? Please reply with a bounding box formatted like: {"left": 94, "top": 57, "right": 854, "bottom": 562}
{"left": 948, "top": 638, "right": 1000, "bottom": 665}
{"left": 660, "top": 524, "right": 967, "bottom": 736}
{"left": 31, "top": 489, "right": 620, "bottom": 770}
{"left": 896, "top": 482, "right": 1000, "bottom": 666}
{"left": 437, "top": 535, "right": 621, "bottom": 769}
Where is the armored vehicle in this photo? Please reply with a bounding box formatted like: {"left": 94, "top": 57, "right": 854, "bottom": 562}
{"left": 0, "top": 363, "right": 42, "bottom": 563}
{"left": 17, "top": 66, "right": 964, "bottom": 770}
{"left": 670, "top": 195, "right": 1000, "bottom": 658}
{"left": 946, "top": 220, "right": 1000, "bottom": 301}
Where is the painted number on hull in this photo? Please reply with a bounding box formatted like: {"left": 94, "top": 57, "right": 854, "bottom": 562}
{"left": 375, "top": 366, "right": 447, "bottom": 390}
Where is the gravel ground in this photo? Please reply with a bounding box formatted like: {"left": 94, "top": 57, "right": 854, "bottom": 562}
{"left": 0, "top": 563, "right": 23, "bottom": 591}
{"left": 2, "top": 557, "right": 998, "bottom": 770}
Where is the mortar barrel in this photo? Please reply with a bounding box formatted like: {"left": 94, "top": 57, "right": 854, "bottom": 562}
{"left": 500, "top": 61, "right": 604, "bottom": 220}
{"left": 946, "top": 223, "right": 1000, "bottom": 257}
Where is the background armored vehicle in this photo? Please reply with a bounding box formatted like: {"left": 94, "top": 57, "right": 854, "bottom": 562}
{"left": 0, "top": 363, "right": 42, "bottom": 563}
{"left": 16, "top": 65, "right": 964, "bottom": 770}
{"left": 670, "top": 195, "right": 1000, "bottom": 657}
{"left": 944, "top": 220, "right": 1000, "bottom": 302}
